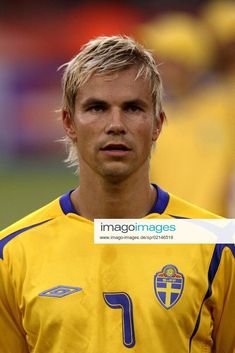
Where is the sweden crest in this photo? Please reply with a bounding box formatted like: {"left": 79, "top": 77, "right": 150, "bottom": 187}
{"left": 154, "top": 265, "right": 184, "bottom": 309}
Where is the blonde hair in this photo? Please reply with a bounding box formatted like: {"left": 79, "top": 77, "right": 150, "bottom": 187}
{"left": 60, "top": 35, "right": 164, "bottom": 172}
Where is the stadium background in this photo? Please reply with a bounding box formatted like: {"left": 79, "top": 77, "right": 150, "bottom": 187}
{"left": 1, "top": 0, "right": 235, "bottom": 228}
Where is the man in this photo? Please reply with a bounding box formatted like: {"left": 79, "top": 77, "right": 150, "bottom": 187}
{"left": 0, "top": 36, "right": 234, "bottom": 353}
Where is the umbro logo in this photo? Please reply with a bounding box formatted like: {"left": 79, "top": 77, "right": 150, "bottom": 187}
{"left": 39, "top": 285, "right": 82, "bottom": 298}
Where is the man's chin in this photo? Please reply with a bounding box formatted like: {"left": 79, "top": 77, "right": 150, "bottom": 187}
{"left": 99, "top": 166, "right": 132, "bottom": 182}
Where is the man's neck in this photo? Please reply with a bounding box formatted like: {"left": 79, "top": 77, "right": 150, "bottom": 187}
{"left": 70, "top": 173, "right": 156, "bottom": 221}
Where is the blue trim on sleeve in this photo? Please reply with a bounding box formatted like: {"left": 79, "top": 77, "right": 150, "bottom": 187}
{"left": 189, "top": 244, "right": 235, "bottom": 352}
{"left": 169, "top": 215, "right": 189, "bottom": 219}
{"left": 59, "top": 190, "right": 78, "bottom": 215}
{"left": 148, "top": 184, "right": 170, "bottom": 215}
{"left": 0, "top": 219, "right": 51, "bottom": 259}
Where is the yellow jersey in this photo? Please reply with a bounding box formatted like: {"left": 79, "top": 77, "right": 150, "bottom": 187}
{"left": 0, "top": 185, "right": 234, "bottom": 353}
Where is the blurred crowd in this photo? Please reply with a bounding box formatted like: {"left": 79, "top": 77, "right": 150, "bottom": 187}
{"left": 0, "top": 0, "right": 234, "bottom": 216}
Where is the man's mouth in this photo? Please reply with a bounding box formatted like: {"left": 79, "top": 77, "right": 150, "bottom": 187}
{"left": 101, "top": 144, "right": 131, "bottom": 151}
{"left": 100, "top": 143, "right": 131, "bottom": 156}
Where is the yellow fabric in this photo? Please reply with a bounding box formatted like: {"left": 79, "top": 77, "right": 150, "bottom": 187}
{"left": 150, "top": 85, "right": 235, "bottom": 216}
{"left": 0, "top": 189, "right": 234, "bottom": 353}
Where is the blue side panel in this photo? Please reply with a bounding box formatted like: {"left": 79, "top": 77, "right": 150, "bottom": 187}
{"left": 205, "top": 244, "right": 235, "bottom": 300}
{"left": 189, "top": 244, "right": 235, "bottom": 352}
{"left": 0, "top": 219, "right": 51, "bottom": 259}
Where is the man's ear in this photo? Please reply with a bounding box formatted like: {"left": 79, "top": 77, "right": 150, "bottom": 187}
{"left": 62, "top": 110, "right": 77, "bottom": 141}
{"left": 152, "top": 111, "right": 165, "bottom": 142}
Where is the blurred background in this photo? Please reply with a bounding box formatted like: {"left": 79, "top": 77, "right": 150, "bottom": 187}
{"left": 1, "top": 0, "right": 235, "bottom": 228}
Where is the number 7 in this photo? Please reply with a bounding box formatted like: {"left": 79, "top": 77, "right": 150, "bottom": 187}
{"left": 103, "top": 292, "right": 136, "bottom": 348}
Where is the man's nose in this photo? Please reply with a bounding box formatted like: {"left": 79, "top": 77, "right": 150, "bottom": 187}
{"left": 105, "top": 108, "right": 126, "bottom": 135}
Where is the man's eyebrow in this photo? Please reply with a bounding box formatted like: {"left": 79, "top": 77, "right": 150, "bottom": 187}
{"left": 80, "top": 98, "right": 149, "bottom": 108}
{"left": 81, "top": 98, "right": 108, "bottom": 107}
{"left": 122, "top": 99, "right": 148, "bottom": 108}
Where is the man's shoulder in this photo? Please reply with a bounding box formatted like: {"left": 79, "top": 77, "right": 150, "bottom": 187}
{"left": 0, "top": 196, "right": 64, "bottom": 240}
{"left": 165, "top": 193, "right": 221, "bottom": 219}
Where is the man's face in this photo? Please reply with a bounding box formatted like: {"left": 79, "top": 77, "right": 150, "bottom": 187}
{"left": 63, "top": 66, "right": 161, "bottom": 181}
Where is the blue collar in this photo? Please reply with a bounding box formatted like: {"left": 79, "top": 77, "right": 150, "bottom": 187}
{"left": 149, "top": 184, "right": 169, "bottom": 214}
{"left": 59, "top": 184, "right": 169, "bottom": 216}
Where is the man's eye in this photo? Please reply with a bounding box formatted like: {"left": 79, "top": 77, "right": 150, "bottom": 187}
{"left": 125, "top": 105, "right": 142, "bottom": 113}
{"left": 87, "top": 105, "right": 105, "bottom": 112}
